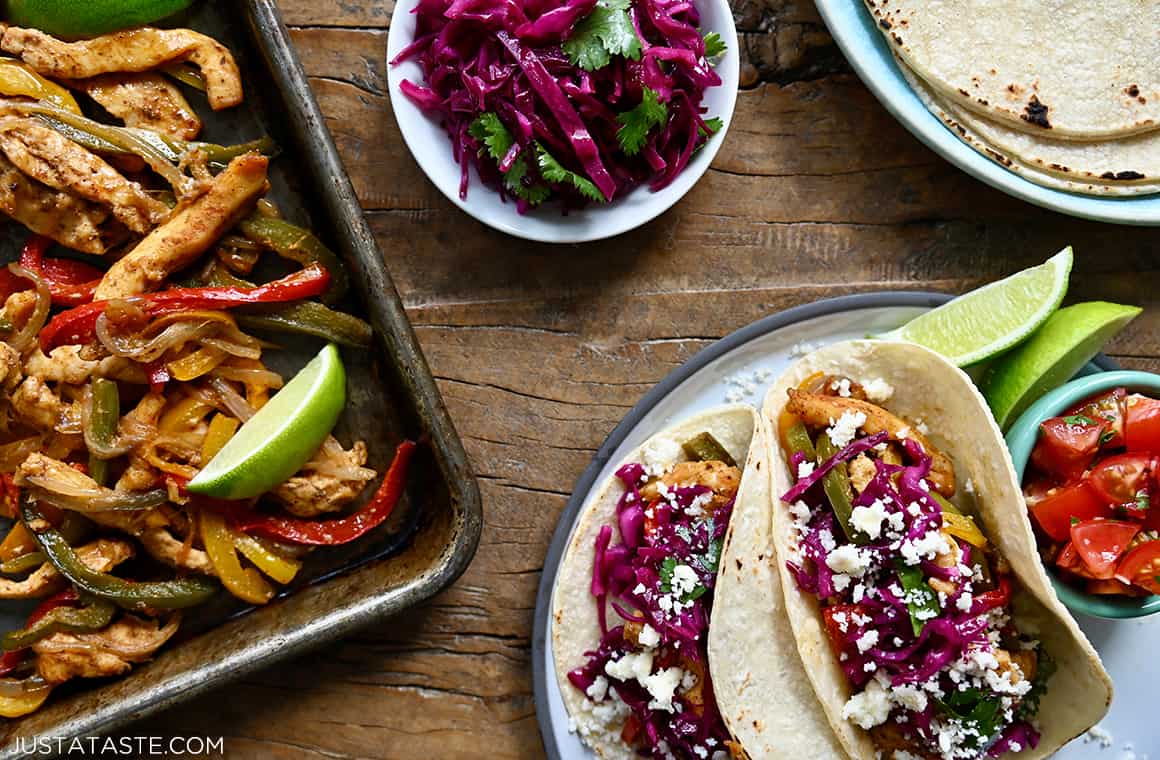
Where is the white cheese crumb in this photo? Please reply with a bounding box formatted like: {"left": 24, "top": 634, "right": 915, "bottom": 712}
{"left": 670, "top": 564, "right": 699, "bottom": 597}
{"left": 797, "top": 460, "right": 816, "bottom": 480}
{"left": 586, "top": 676, "right": 609, "bottom": 702}
{"left": 842, "top": 678, "right": 891, "bottom": 729}
{"left": 827, "top": 410, "right": 868, "bottom": 449}
{"left": 856, "top": 630, "right": 879, "bottom": 653}
{"left": 637, "top": 623, "right": 661, "bottom": 648}
{"left": 826, "top": 545, "right": 873, "bottom": 576}
{"left": 1084, "top": 725, "right": 1114, "bottom": 749}
{"left": 851, "top": 499, "right": 889, "bottom": 540}
{"left": 643, "top": 666, "right": 684, "bottom": 712}
{"left": 790, "top": 341, "right": 819, "bottom": 357}
{"left": 862, "top": 377, "right": 895, "bottom": 402}
{"left": 831, "top": 378, "right": 853, "bottom": 397}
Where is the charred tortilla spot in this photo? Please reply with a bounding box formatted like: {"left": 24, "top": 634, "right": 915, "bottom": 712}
{"left": 977, "top": 98, "right": 989, "bottom": 106}
{"left": 1127, "top": 84, "right": 1140, "bottom": 97}
{"left": 891, "top": 33, "right": 903, "bottom": 44}
{"left": 1115, "top": 170, "right": 1145, "bottom": 180}
{"left": 1021, "top": 95, "right": 1051, "bottom": 128}
{"left": 958, "top": 88, "right": 969, "bottom": 97}
{"left": 879, "top": 19, "right": 892, "bottom": 29}
{"left": 1050, "top": 163, "right": 1070, "bottom": 173}
{"left": 984, "top": 148, "right": 1013, "bottom": 167}
{"left": 1140, "top": 96, "right": 1148, "bottom": 105}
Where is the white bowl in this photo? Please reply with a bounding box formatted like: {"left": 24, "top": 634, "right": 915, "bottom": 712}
{"left": 385, "top": 0, "right": 740, "bottom": 243}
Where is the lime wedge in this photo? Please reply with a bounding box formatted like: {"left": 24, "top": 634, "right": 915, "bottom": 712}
{"left": 982, "top": 302, "right": 1142, "bottom": 430}
{"left": 187, "top": 343, "right": 346, "bottom": 500}
{"left": 881, "top": 248, "right": 1072, "bottom": 366}
{"left": 8, "top": 0, "right": 195, "bottom": 39}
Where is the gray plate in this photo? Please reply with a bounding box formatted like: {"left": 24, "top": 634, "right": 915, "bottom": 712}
{"left": 0, "top": 2, "right": 481, "bottom": 755}
{"left": 532, "top": 292, "right": 1139, "bottom": 759}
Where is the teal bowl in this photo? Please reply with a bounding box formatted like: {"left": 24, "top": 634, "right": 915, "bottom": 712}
{"left": 1006, "top": 370, "right": 1160, "bottom": 619}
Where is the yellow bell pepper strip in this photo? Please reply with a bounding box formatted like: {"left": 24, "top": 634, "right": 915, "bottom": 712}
{"left": 0, "top": 680, "right": 51, "bottom": 717}
{"left": 932, "top": 493, "right": 989, "bottom": 548}
{"left": 21, "top": 498, "right": 219, "bottom": 611}
{"left": 233, "top": 534, "right": 301, "bottom": 585}
{"left": 201, "top": 414, "right": 240, "bottom": 464}
{"left": 237, "top": 217, "right": 349, "bottom": 304}
{"left": 167, "top": 345, "right": 228, "bottom": 382}
{"left": 0, "top": 587, "right": 79, "bottom": 684}
{"left": 86, "top": 377, "right": 119, "bottom": 487}
{"left": 0, "top": 58, "right": 79, "bottom": 113}
{"left": 230, "top": 440, "right": 416, "bottom": 545}
{"left": 198, "top": 508, "right": 274, "bottom": 605}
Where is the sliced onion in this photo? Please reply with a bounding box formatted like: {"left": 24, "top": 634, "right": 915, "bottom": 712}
{"left": 96, "top": 314, "right": 219, "bottom": 362}
{"left": 6, "top": 264, "right": 50, "bottom": 354}
{"left": 211, "top": 365, "right": 283, "bottom": 389}
{"left": 24, "top": 475, "right": 168, "bottom": 512}
{"left": 209, "top": 377, "right": 255, "bottom": 422}
{"left": 33, "top": 615, "right": 180, "bottom": 659}
{"left": 0, "top": 437, "right": 41, "bottom": 472}
{"left": 200, "top": 336, "right": 261, "bottom": 360}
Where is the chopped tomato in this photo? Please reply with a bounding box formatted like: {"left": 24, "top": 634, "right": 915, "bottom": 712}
{"left": 1089, "top": 453, "right": 1154, "bottom": 512}
{"left": 1068, "top": 388, "right": 1126, "bottom": 449}
{"left": 1029, "top": 481, "right": 1111, "bottom": 542}
{"left": 1125, "top": 394, "right": 1160, "bottom": 453}
{"left": 620, "top": 714, "right": 643, "bottom": 745}
{"left": 642, "top": 500, "right": 663, "bottom": 537}
{"left": 1032, "top": 415, "right": 1105, "bottom": 483}
{"left": 821, "top": 604, "right": 865, "bottom": 659}
{"left": 1056, "top": 541, "right": 1100, "bottom": 580}
{"left": 972, "top": 574, "right": 1011, "bottom": 612}
{"left": 1115, "top": 540, "right": 1160, "bottom": 594}
{"left": 1070, "top": 519, "right": 1141, "bottom": 579}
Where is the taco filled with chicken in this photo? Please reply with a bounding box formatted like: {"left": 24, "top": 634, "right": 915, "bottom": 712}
{"left": 551, "top": 406, "right": 763, "bottom": 760}
{"left": 761, "top": 340, "right": 1112, "bottom": 760}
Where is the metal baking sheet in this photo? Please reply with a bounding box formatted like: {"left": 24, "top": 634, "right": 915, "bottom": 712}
{"left": 0, "top": 2, "right": 481, "bottom": 755}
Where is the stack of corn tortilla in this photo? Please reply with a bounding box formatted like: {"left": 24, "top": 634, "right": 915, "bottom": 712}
{"left": 863, "top": 0, "right": 1160, "bottom": 196}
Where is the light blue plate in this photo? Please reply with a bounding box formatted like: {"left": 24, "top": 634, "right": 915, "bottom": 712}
{"left": 813, "top": 1, "right": 1160, "bottom": 225}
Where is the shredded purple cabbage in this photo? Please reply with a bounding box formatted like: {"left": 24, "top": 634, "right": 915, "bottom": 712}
{"left": 391, "top": 0, "right": 724, "bottom": 209}
{"left": 568, "top": 462, "right": 732, "bottom": 758}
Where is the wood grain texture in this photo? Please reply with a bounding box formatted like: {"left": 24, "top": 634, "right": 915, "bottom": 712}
{"left": 137, "top": 1, "right": 1160, "bottom": 756}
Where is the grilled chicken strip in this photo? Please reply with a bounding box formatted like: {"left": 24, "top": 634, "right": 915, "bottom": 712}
{"left": 275, "top": 440, "right": 376, "bottom": 517}
{"left": 73, "top": 72, "right": 201, "bottom": 140}
{"left": 2, "top": 26, "right": 243, "bottom": 111}
{"left": 0, "top": 539, "right": 134, "bottom": 599}
{"left": 0, "top": 153, "right": 110, "bottom": 254}
{"left": 0, "top": 117, "right": 168, "bottom": 234}
{"left": 34, "top": 614, "right": 179, "bottom": 684}
{"left": 94, "top": 152, "right": 269, "bottom": 299}
{"left": 785, "top": 388, "right": 956, "bottom": 496}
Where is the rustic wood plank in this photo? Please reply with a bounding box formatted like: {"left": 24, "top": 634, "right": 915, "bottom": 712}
{"left": 133, "top": 4, "right": 1160, "bottom": 758}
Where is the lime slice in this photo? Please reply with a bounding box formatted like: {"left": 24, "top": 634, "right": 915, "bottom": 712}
{"left": 187, "top": 343, "right": 346, "bottom": 500}
{"left": 881, "top": 247, "right": 1072, "bottom": 366}
{"left": 8, "top": 0, "right": 194, "bottom": 39}
{"left": 982, "top": 302, "right": 1142, "bottom": 430}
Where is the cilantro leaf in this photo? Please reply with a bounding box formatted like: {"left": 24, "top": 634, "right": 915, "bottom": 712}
{"left": 535, "top": 143, "right": 607, "bottom": 202}
{"left": 616, "top": 87, "right": 668, "bottom": 156}
{"left": 1137, "top": 489, "right": 1151, "bottom": 511}
{"left": 659, "top": 556, "right": 678, "bottom": 593}
{"left": 1062, "top": 414, "right": 1096, "bottom": 426}
{"left": 469, "top": 113, "right": 514, "bottom": 163}
{"left": 470, "top": 114, "right": 551, "bottom": 204}
{"left": 563, "top": 0, "right": 642, "bottom": 72}
{"left": 1017, "top": 647, "right": 1055, "bottom": 719}
{"left": 698, "top": 116, "right": 724, "bottom": 139}
{"left": 703, "top": 30, "right": 727, "bottom": 58}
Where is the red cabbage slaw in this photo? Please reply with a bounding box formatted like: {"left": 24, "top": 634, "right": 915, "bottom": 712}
{"left": 391, "top": 0, "right": 725, "bottom": 211}
{"left": 567, "top": 462, "right": 733, "bottom": 759}
{"left": 783, "top": 431, "right": 1044, "bottom": 760}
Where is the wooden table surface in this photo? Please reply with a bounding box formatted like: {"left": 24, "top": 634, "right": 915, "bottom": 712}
{"left": 141, "top": 1, "right": 1160, "bottom": 756}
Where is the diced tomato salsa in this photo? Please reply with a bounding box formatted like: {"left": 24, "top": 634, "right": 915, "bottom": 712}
{"left": 1025, "top": 387, "right": 1160, "bottom": 597}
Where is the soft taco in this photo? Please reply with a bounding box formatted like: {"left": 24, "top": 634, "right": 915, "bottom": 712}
{"left": 761, "top": 340, "right": 1112, "bottom": 760}
{"left": 552, "top": 405, "right": 760, "bottom": 760}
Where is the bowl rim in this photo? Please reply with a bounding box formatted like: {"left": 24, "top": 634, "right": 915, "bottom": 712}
{"left": 1006, "top": 370, "right": 1160, "bottom": 619}
{"left": 384, "top": 0, "right": 741, "bottom": 243}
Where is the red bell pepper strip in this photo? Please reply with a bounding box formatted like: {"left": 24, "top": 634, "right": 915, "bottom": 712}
{"left": 0, "top": 588, "right": 80, "bottom": 676}
{"left": 973, "top": 574, "right": 1012, "bottom": 613}
{"left": 40, "top": 264, "right": 331, "bottom": 351}
{"left": 18, "top": 235, "right": 103, "bottom": 307}
{"left": 147, "top": 362, "right": 171, "bottom": 394}
{"left": 230, "top": 440, "right": 416, "bottom": 545}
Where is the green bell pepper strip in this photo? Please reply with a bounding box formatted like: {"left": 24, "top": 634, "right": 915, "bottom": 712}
{"left": 681, "top": 432, "right": 736, "bottom": 467}
{"left": 815, "top": 434, "right": 867, "bottom": 544}
{"left": 0, "top": 552, "right": 45, "bottom": 575}
{"left": 1, "top": 595, "right": 115, "bottom": 651}
{"left": 237, "top": 217, "right": 348, "bottom": 304}
{"left": 895, "top": 559, "right": 940, "bottom": 636}
{"left": 86, "top": 378, "right": 119, "bottom": 487}
{"left": 202, "top": 267, "right": 372, "bottom": 348}
{"left": 20, "top": 499, "right": 219, "bottom": 611}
